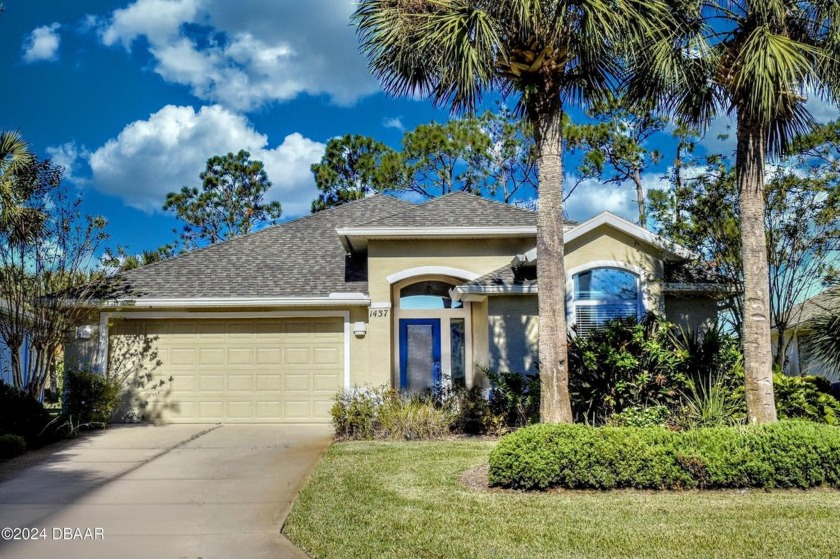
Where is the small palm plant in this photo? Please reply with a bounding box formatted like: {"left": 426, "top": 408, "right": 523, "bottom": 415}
{"left": 804, "top": 312, "right": 840, "bottom": 378}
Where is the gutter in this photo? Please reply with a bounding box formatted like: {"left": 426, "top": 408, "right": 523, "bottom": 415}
{"left": 96, "top": 293, "right": 372, "bottom": 308}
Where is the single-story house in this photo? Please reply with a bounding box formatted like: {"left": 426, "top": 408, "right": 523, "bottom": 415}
{"left": 66, "top": 192, "right": 725, "bottom": 423}
{"left": 776, "top": 287, "right": 840, "bottom": 382}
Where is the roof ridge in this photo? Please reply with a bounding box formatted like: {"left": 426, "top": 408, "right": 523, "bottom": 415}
{"left": 121, "top": 193, "right": 411, "bottom": 276}
{"left": 353, "top": 191, "right": 536, "bottom": 228}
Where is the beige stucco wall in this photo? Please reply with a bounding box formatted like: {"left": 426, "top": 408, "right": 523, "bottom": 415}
{"left": 487, "top": 295, "right": 539, "bottom": 374}
{"left": 663, "top": 294, "right": 718, "bottom": 332}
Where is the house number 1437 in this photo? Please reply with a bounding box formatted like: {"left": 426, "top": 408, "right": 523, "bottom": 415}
{"left": 369, "top": 309, "right": 389, "bottom": 318}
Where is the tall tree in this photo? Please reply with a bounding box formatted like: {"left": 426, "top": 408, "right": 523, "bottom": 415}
{"left": 354, "top": 0, "right": 658, "bottom": 422}
{"left": 163, "top": 150, "right": 282, "bottom": 250}
{"left": 479, "top": 108, "right": 538, "bottom": 203}
{"left": 400, "top": 117, "right": 492, "bottom": 198}
{"left": 0, "top": 156, "right": 109, "bottom": 398}
{"left": 309, "top": 111, "right": 538, "bottom": 211}
{"left": 630, "top": 0, "right": 840, "bottom": 423}
{"left": 311, "top": 135, "right": 402, "bottom": 212}
{"left": 566, "top": 95, "right": 668, "bottom": 227}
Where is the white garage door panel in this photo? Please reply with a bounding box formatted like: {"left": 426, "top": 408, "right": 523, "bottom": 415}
{"left": 109, "top": 318, "right": 344, "bottom": 423}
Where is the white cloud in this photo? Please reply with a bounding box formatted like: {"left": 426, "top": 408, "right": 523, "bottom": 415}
{"left": 699, "top": 115, "right": 736, "bottom": 156}
{"left": 98, "top": 0, "right": 378, "bottom": 110}
{"left": 46, "top": 142, "right": 84, "bottom": 182}
{"left": 383, "top": 117, "right": 405, "bottom": 131}
{"left": 564, "top": 173, "right": 669, "bottom": 224}
{"left": 21, "top": 23, "right": 62, "bottom": 63}
{"left": 805, "top": 96, "right": 840, "bottom": 124}
{"left": 85, "top": 104, "right": 325, "bottom": 216}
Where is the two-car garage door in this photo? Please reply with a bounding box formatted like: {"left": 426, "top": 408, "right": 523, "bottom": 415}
{"left": 109, "top": 317, "right": 344, "bottom": 423}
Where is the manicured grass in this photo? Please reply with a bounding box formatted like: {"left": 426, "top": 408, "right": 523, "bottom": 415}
{"left": 283, "top": 440, "right": 840, "bottom": 559}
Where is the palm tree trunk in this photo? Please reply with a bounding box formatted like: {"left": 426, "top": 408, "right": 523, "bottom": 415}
{"left": 532, "top": 105, "right": 574, "bottom": 424}
{"left": 736, "top": 113, "right": 778, "bottom": 424}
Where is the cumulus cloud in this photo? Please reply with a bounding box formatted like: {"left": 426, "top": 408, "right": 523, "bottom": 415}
{"left": 383, "top": 117, "right": 405, "bottom": 131}
{"left": 98, "top": 0, "right": 378, "bottom": 110}
{"left": 21, "top": 23, "right": 62, "bottom": 63}
{"left": 564, "top": 173, "right": 669, "bottom": 224}
{"left": 46, "top": 142, "right": 84, "bottom": 182}
{"left": 84, "top": 104, "right": 325, "bottom": 216}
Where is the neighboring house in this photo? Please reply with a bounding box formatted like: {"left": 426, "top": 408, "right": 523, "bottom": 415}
{"left": 66, "top": 192, "right": 725, "bottom": 424}
{"left": 776, "top": 287, "right": 840, "bottom": 382}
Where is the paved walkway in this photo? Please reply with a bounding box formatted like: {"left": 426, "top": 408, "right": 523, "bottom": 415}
{"left": 0, "top": 423, "right": 333, "bottom": 558}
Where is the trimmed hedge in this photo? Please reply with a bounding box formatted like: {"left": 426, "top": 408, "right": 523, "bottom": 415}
{"left": 488, "top": 421, "right": 840, "bottom": 490}
{"left": 0, "top": 433, "right": 27, "bottom": 460}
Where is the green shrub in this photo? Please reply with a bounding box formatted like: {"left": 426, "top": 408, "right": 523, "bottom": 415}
{"left": 676, "top": 372, "right": 745, "bottom": 429}
{"left": 0, "top": 433, "right": 27, "bottom": 459}
{"left": 773, "top": 373, "right": 840, "bottom": 425}
{"left": 377, "top": 394, "right": 455, "bottom": 440}
{"left": 62, "top": 370, "right": 121, "bottom": 426}
{"left": 451, "top": 386, "right": 496, "bottom": 435}
{"left": 0, "top": 382, "right": 53, "bottom": 445}
{"left": 488, "top": 421, "right": 840, "bottom": 490}
{"left": 568, "top": 315, "right": 688, "bottom": 424}
{"left": 607, "top": 405, "right": 671, "bottom": 428}
{"left": 481, "top": 366, "right": 540, "bottom": 429}
{"left": 331, "top": 386, "right": 454, "bottom": 441}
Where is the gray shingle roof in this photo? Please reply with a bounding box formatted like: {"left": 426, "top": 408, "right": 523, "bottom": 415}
{"left": 790, "top": 287, "right": 840, "bottom": 327}
{"left": 115, "top": 195, "right": 412, "bottom": 300}
{"left": 355, "top": 191, "right": 536, "bottom": 228}
{"left": 460, "top": 264, "right": 537, "bottom": 291}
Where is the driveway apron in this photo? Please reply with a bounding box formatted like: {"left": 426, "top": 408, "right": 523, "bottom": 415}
{"left": 0, "top": 424, "right": 333, "bottom": 559}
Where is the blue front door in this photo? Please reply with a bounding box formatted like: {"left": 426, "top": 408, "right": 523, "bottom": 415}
{"left": 399, "top": 319, "right": 442, "bottom": 391}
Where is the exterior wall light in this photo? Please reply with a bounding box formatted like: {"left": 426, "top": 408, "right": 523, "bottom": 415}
{"left": 353, "top": 322, "right": 367, "bottom": 337}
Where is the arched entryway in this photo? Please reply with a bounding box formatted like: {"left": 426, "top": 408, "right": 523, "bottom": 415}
{"left": 392, "top": 276, "right": 472, "bottom": 392}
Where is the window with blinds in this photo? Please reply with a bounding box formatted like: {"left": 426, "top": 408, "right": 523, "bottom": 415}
{"left": 572, "top": 268, "right": 641, "bottom": 337}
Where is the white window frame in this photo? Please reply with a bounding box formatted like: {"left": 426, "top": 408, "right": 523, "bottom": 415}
{"left": 566, "top": 261, "right": 647, "bottom": 335}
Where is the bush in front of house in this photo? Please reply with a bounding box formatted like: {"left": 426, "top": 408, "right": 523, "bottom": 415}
{"left": 481, "top": 366, "right": 541, "bottom": 430}
{"left": 0, "top": 381, "right": 54, "bottom": 446}
{"left": 62, "top": 370, "right": 121, "bottom": 427}
{"left": 331, "top": 386, "right": 455, "bottom": 441}
{"left": 0, "top": 433, "right": 27, "bottom": 460}
{"left": 771, "top": 373, "right": 840, "bottom": 425}
{"left": 568, "top": 315, "right": 689, "bottom": 424}
{"left": 488, "top": 420, "right": 840, "bottom": 490}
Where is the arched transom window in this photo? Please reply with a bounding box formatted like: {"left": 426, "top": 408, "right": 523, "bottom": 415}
{"left": 399, "top": 280, "right": 463, "bottom": 310}
{"left": 572, "top": 267, "right": 641, "bottom": 336}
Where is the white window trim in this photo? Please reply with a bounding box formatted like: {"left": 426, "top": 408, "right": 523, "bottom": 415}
{"left": 386, "top": 266, "right": 480, "bottom": 285}
{"left": 96, "top": 310, "right": 352, "bottom": 389}
{"left": 565, "top": 261, "right": 648, "bottom": 334}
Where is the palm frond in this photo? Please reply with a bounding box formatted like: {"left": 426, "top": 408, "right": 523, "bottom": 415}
{"left": 803, "top": 313, "right": 840, "bottom": 375}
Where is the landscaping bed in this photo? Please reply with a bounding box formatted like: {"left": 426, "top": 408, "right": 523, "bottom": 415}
{"left": 283, "top": 440, "right": 840, "bottom": 559}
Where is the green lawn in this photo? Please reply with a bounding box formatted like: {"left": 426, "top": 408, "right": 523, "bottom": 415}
{"left": 283, "top": 440, "right": 840, "bottom": 559}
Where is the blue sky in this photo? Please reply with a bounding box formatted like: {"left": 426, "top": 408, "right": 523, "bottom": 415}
{"left": 2, "top": 0, "right": 838, "bottom": 257}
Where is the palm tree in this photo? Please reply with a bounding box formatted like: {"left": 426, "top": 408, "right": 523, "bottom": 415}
{"left": 0, "top": 130, "right": 34, "bottom": 232}
{"left": 628, "top": 0, "right": 840, "bottom": 423}
{"left": 353, "top": 0, "right": 661, "bottom": 422}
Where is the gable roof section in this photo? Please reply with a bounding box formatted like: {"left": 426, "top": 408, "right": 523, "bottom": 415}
{"left": 789, "top": 287, "right": 840, "bottom": 328}
{"left": 512, "top": 211, "right": 695, "bottom": 265}
{"left": 110, "top": 194, "right": 412, "bottom": 303}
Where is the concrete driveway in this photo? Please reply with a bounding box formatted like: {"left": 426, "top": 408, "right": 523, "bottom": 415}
{"left": 0, "top": 423, "right": 333, "bottom": 559}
